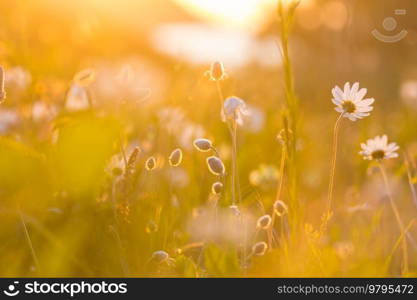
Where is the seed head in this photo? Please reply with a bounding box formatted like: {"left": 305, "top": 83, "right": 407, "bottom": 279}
{"left": 206, "top": 156, "right": 225, "bottom": 176}
{"left": 211, "top": 181, "right": 223, "bottom": 195}
{"left": 145, "top": 156, "right": 157, "bottom": 171}
{"left": 252, "top": 242, "right": 268, "bottom": 256}
{"left": 256, "top": 214, "right": 272, "bottom": 230}
{"left": 273, "top": 200, "right": 288, "bottom": 217}
{"left": 151, "top": 250, "right": 169, "bottom": 263}
{"left": 208, "top": 61, "right": 226, "bottom": 81}
{"left": 193, "top": 138, "right": 212, "bottom": 152}
{"left": 169, "top": 148, "right": 183, "bottom": 167}
{"left": 0, "top": 66, "right": 6, "bottom": 102}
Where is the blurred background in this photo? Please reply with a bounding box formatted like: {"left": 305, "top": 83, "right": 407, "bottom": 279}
{"left": 1, "top": 0, "right": 417, "bottom": 277}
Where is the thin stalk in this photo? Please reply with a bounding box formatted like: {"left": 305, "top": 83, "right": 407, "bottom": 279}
{"left": 326, "top": 113, "right": 343, "bottom": 214}
{"left": 378, "top": 163, "right": 408, "bottom": 275}
{"left": 404, "top": 152, "right": 417, "bottom": 210}
{"left": 18, "top": 208, "right": 40, "bottom": 271}
{"left": 228, "top": 119, "right": 239, "bottom": 205}
{"left": 275, "top": 146, "right": 286, "bottom": 204}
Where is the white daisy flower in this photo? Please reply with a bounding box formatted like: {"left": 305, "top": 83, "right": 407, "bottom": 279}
{"left": 359, "top": 135, "right": 399, "bottom": 161}
{"left": 221, "top": 96, "right": 249, "bottom": 126}
{"left": 332, "top": 82, "right": 374, "bottom": 121}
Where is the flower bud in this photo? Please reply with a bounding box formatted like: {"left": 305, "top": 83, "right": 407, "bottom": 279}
{"left": 252, "top": 242, "right": 268, "bottom": 256}
{"left": 208, "top": 61, "right": 226, "bottom": 81}
{"left": 206, "top": 156, "right": 225, "bottom": 176}
{"left": 256, "top": 214, "right": 272, "bottom": 230}
{"left": 169, "top": 148, "right": 183, "bottom": 167}
{"left": 273, "top": 200, "right": 288, "bottom": 217}
{"left": 145, "top": 156, "right": 156, "bottom": 171}
{"left": 211, "top": 181, "right": 223, "bottom": 195}
{"left": 193, "top": 138, "right": 212, "bottom": 152}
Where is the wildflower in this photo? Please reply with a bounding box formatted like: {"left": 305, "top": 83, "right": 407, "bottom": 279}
{"left": 211, "top": 182, "right": 223, "bottom": 195}
{"left": 229, "top": 205, "right": 241, "bottom": 216}
{"left": 0, "top": 66, "right": 6, "bottom": 102}
{"left": 359, "top": 135, "right": 399, "bottom": 161}
{"left": 151, "top": 250, "right": 169, "bottom": 263}
{"left": 65, "top": 84, "right": 90, "bottom": 111}
{"left": 73, "top": 68, "right": 95, "bottom": 87}
{"left": 145, "top": 156, "right": 157, "bottom": 171}
{"left": 256, "top": 214, "right": 272, "bottom": 230}
{"left": 207, "top": 61, "right": 227, "bottom": 81}
{"left": 332, "top": 82, "right": 374, "bottom": 121}
{"left": 221, "top": 96, "right": 249, "bottom": 126}
{"left": 273, "top": 200, "right": 288, "bottom": 217}
{"left": 252, "top": 242, "right": 268, "bottom": 256}
{"left": 193, "top": 138, "right": 213, "bottom": 152}
{"left": 206, "top": 156, "right": 225, "bottom": 176}
{"left": 169, "top": 148, "right": 183, "bottom": 167}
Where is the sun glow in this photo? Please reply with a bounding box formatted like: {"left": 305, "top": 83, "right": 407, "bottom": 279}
{"left": 175, "top": 0, "right": 277, "bottom": 30}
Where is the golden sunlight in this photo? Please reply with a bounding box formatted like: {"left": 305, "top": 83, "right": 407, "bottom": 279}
{"left": 175, "top": 0, "right": 277, "bottom": 29}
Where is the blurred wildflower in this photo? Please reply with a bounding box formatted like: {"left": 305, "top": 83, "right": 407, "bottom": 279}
{"left": 211, "top": 181, "right": 223, "bottom": 195}
{"left": 151, "top": 250, "right": 170, "bottom": 263}
{"left": 242, "top": 105, "right": 265, "bottom": 132}
{"left": 65, "top": 84, "right": 90, "bottom": 112}
{"left": 206, "top": 156, "right": 225, "bottom": 176}
{"left": 256, "top": 214, "right": 272, "bottom": 230}
{"left": 32, "top": 101, "right": 58, "bottom": 122}
{"left": 252, "top": 241, "right": 268, "bottom": 256}
{"left": 222, "top": 96, "right": 249, "bottom": 126}
{"left": 400, "top": 80, "right": 417, "bottom": 110}
{"left": 5, "top": 66, "right": 31, "bottom": 93}
{"left": 0, "top": 108, "right": 19, "bottom": 133}
{"left": 169, "top": 148, "right": 183, "bottom": 167}
{"left": 249, "top": 164, "right": 279, "bottom": 190}
{"left": 359, "top": 135, "right": 399, "bottom": 161}
{"left": 73, "top": 68, "right": 95, "bottom": 87}
{"left": 229, "top": 205, "right": 241, "bottom": 217}
{"left": 145, "top": 156, "right": 157, "bottom": 171}
{"left": 332, "top": 82, "right": 374, "bottom": 121}
{"left": 193, "top": 138, "right": 213, "bottom": 152}
{"left": 206, "top": 61, "right": 227, "bottom": 81}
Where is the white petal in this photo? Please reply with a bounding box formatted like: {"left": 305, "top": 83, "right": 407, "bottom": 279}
{"left": 350, "top": 82, "right": 359, "bottom": 99}
{"left": 356, "top": 98, "right": 374, "bottom": 107}
{"left": 343, "top": 82, "right": 350, "bottom": 98}
{"left": 357, "top": 106, "right": 373, "bottom": 113}
{"left": 354, "top": 88, "right": 367, "bottom": 101}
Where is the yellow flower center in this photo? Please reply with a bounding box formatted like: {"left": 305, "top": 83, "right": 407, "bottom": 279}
{"left": 342, "top": 100, "right": 356, "bottom": 113}
{"left": 371, "top": 150, "right": 385, "bottom": 160}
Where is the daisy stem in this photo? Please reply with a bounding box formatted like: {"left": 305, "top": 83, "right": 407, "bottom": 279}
{"left": 326, "top": 113, "right": 344, "bottom": 215}
{"left": 377, "top": 163, "right": 408, "bottom": 275}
